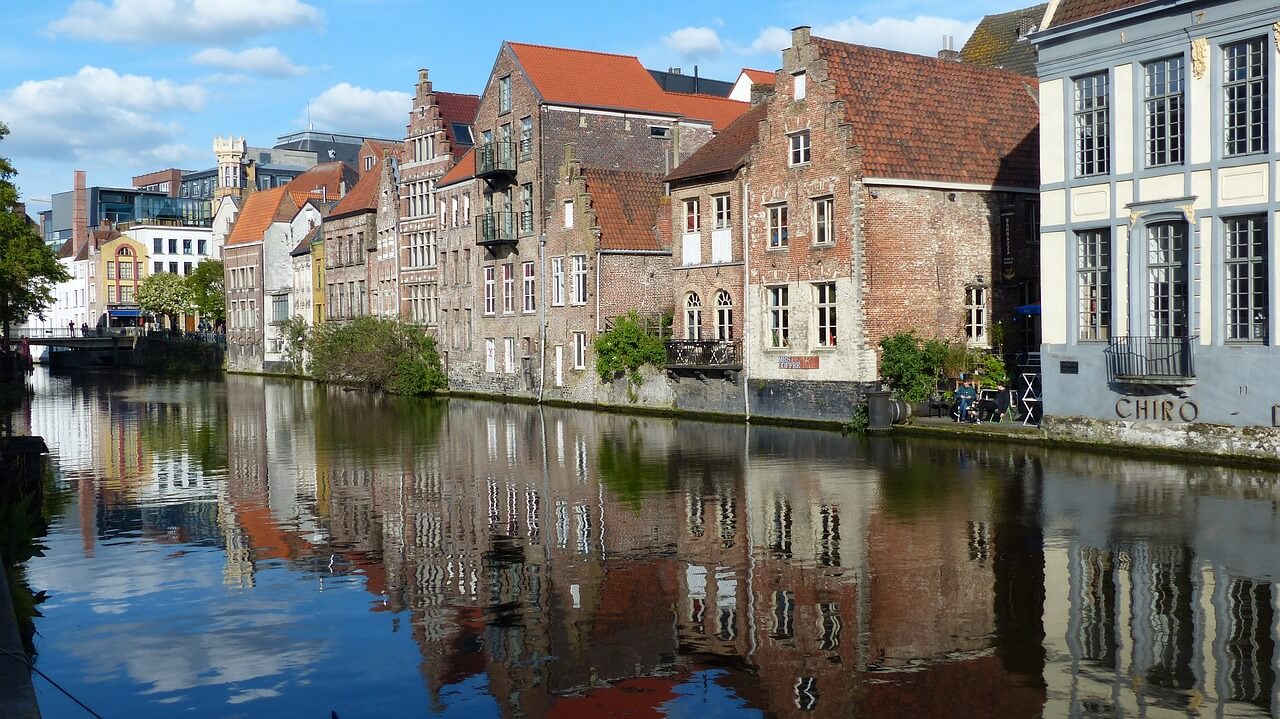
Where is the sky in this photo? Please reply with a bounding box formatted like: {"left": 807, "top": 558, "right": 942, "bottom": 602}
{"left": 0, "top": 0, "right": 1033, "bottom": 209}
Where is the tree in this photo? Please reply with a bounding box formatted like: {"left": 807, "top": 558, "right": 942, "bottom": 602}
{"left": 185, "top": 259, "right": 224, "bottom": 323}
{"left": 0, "top": 122, "right": 69, "bottom": 350}
{"left": 137, "top": 272, "right": 193, "bottom": 331}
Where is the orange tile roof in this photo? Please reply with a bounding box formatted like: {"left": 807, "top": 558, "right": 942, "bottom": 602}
{"left": 358, "top": 140, "right": 401, "bottom": 175}
{"left": 815, "top": 37, "right": 1039, "bottom": 187}
{"left": 437, "top": 91, "right": 480, "bottom": 152}
{"left": 1047, "top": 0, "right": 1153, "bottom": 27}
{"left": 507, "top": 42, "right": 748, "bottom": 130}
{"left": 328, "top": 157, "right": 383, "bottom": 218}
{"left": 226, "top": 186, "right": 295, "bottom": 246}
{"left": 284, "top": 161, "right": 359, "bottom": 207}
{"left": 742, "top": 68, "right": 776, "bottom": 85}
{"left": 583, "top": 168, "right": 665, "bottom": 252}
{"left": 666, "top": 102, "right": 767, "bottom": 183}
{"left": 437, "top": 147, "right": 475, "bottom": 188}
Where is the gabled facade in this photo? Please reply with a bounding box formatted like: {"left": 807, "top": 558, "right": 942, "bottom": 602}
{"left": 1035, "top": 0, "right": 1280, "bottom": 456}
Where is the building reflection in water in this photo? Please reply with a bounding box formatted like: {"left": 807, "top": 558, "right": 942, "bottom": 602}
{"left": 21, "top": 371, "right": 1280, "bottom": 717}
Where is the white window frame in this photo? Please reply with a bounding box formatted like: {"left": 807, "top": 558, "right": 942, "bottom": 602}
{"left": 813, "top": 197, "right": 833, "bottom": 246}
{"left": 793, "top": 71, "right": 806, "bottom": 101}
{"left": 483, "top": 266, "right": 496, "bottom": 315}
{"left": 551, "top": 256, "right": 565, "bottom": 306}
{"left": 965, "top": 285, "right": 987, "bottom": 346}
{"left": 570, "top": 255, "right": 587, "bottom": 305}
{"left": 503, "top": 337, "right": 515, "bottom": 374}
{"left": 715, "top": 290, "right": 734, "bottom": 341}
{"left": 767, "top": 285, "right": 789, "bottom": 348}
{"left": 814, "top": 282, "right": 836, "bottom": 347}
{"left": 713, "top": 195, "right": 731, "bottom": 230}
{"left": 685, "top": 292, "right": 702, "bottom": 340}
{"left": 788, "top": 130, "right": 811, "bottom": 166}
{"left": 502, "top": 263, "right": 514, "bottom": 314}
{"left": 572, "top": 332, "right": 587, "bottom": 369}
{"left": 684, "top": 198, "right": 700, "bottom": 233}
{"left": 522, "top": 261, "right": 536, "bottom": 313}
{"left": 485, "top": 338, "right": 496, "bottom": 373}
{"left": 767, "top": 204, "right": 789, "bottom": 249}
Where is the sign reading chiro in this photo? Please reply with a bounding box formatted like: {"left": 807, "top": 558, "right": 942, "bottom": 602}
{"left": 778, "top": 356, "right": 820, "bottom": 370}
{"left": 1116, "top": 397, "right": 1199, "bottom": 422}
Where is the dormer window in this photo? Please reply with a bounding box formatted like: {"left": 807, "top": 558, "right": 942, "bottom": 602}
{"left": 364, "top": 155, "right": 375, "bottom": 172}
{"left": 793, "top": 71, "right": 806, "bottom": 101}
{"left": 650, "top": 126, "right": 671, "bottom": 139}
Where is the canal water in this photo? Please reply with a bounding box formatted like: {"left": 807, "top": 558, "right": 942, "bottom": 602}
{"left": 13, "top": 369, "right": 1280, "bottom": 718}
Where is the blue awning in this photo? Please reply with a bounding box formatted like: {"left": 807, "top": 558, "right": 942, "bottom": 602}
{"left": 108, "top": 308, "right": 142, "bottom": 317}
{"left": 1015, "top": 304, "right": 1041, "bottom": 316}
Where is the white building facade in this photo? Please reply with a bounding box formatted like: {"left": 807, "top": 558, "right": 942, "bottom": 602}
{"left": 1036, "top": 0, "right": 1280, "bottom": 457}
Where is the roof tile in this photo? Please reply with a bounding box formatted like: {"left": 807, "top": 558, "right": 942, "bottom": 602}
{"left": 583, "top": 168, "right": 665, "bottom": 252}
{"left": 226, "top": 186, "right": 296, "bottom": 246}
{"left": 1046, "top": 0, "right": 1155, "bottom": 28}
{"left": 438, "top": 148, "right": 476, "bottom": 188}
{"left": 666, "top": 103, "right": 767, "bottom": 183}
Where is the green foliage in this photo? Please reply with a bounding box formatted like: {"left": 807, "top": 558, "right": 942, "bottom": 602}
{"left": 0, "top": 122, "right": 69, "bottom": 344}
{"left": 308, "top": 316, "right": 445, "bottom": 395}
{"left": 186, "top": 259, "right": 225, "bottom": 322}
{"left": 880, "top": 331, "right": 1011, "bottom": 401}
{"left": 138, "top": 272, "right": 194, "bottom": 329}
{"left": 594, "top": 311, "right": 667, "bottom": 386}
{"left": 845, "top": 402, "right": 869, "bottom": 434}
{"left": 277, "top": 315, "right": 310, "bottom": 374}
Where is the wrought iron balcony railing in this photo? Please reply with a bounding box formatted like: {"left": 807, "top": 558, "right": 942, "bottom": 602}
{"left": 475, "top": 141, "right": 516, "bottom": 179}
{"left": 666, "top": 339, "right": 742, "bottom": 370}
{"left": 477, "top": 212, "right": 517, "bottom": 246}
{"left": 1105, "top": 335, "right": 1197, "bottom": 385}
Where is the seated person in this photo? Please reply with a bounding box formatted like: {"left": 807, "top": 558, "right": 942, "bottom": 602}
{"left": 986, "top": 384, "right": 1013, "bottom": 422}
{"left": 953, "top": 379, "right": 978, "bottom": 423}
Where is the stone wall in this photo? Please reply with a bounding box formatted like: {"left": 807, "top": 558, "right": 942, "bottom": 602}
{"left": 1044, "top": 415, "right": 1280, "bottom": 464}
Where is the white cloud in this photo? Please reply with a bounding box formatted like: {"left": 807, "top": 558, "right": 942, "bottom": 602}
{"left": 664, "top": 27, "right": 723, "bottom": 60}
{"left": 747, "top": 16, "right": 976, "bottom": 58}
{"left": 306, "top": 83, "right": 410, "bottom": 138}
{"left": 0, "top": 66, "right": 206, "bottom": 165}
{"left": 49, "top": 0, "right": 322, "bottom": 44}
{"left": 191, "top": 47, "right": 307, "bottom": 76}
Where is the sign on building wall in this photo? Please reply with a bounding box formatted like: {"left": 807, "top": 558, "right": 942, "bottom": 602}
{"left": 778, "top": 356, "right": 820, "bottom": 370}
{"left": 1115, "top": 397, "right": 1199, "bottom": 423}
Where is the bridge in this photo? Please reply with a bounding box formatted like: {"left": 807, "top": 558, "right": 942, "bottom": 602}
{"left": 9, "top": 328, "right": 140, "bottom": 350}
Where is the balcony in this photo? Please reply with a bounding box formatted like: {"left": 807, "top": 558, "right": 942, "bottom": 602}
{"left": 475, "top": 141, "right": 516, "bottom": 181}
{"left": 1105, "top": 335, "right": 1197, "bottom": 386}
{"left": 666, "top": 340, "right": 742, "bottom": 371}
{"left": 477, "top": 212, "right": 517, "bottom": 247}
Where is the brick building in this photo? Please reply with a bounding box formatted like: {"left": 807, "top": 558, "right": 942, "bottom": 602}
{"left": 323, "top": 160, "right": 383, "bottom": 322}
{"left": 668, "top": 28, "right": 1039, "bottom": 421}
{"left": 448, "top": 40, "right": 747, "bottom": 397}
{"left": 435, "top": 151, "right": 477, "bottom": 372}
{"left": 398, "top": 70, "right": 479, "bottom": 335}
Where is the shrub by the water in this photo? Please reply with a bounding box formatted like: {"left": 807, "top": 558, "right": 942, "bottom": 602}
{"left": 594, "top": 311, "right": 666, "bottom": 386}
{"left": 307, "top": 316, "right": 445, "bottom": 395}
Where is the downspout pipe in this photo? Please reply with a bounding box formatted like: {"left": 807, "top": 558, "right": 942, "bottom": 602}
{"left": 537, "top": 232, "right": 547, "bottom": 402}
{"left": 741, "top": 177, "right": 751, "bottom": 422}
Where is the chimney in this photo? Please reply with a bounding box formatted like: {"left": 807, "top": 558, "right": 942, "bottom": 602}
{"left": 937, "top": 35, "right": 961, "bottom": 62}
{"left": 72, "top": 170, "right": 88, "bottom": 257}
{"left": 339, "top": 179, "right": 347, "bottom": 197}
{"left": 791, "top": 25, "right": 811, "bottom": 48}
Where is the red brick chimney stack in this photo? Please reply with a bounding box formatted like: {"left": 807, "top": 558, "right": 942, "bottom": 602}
{"left": 72, "top": 170, "right": 88, "bottom": 256}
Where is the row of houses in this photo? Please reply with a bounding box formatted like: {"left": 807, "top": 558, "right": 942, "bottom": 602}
{"left": 221, "top": 25, "right": 1041, "bottom": 424}
{"left": 215, "top": 0, "right": 1280, "bottom": 454}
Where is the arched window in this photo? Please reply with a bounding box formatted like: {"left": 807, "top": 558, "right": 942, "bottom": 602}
{"left": 117, "top": 246, "right": 133, "bottom": 257}
{"left": 685, "top": 292, "right": 702, "bottom": 340}
{"left": 715, "top": 290, "right": 733, "bottom": 341}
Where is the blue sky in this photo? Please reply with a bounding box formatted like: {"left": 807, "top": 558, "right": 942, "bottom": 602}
{"left": 0, "top": 0, "right": 1031, "bottom": 207}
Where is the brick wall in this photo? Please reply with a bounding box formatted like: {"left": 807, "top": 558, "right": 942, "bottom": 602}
{"left": 322, "top": 212, "right": 375, "bottom": 320}
{"left": 669, "top": 177, "right": 746, "bottom": 343}
{"left": 224, "top": 243, "right": 264, "bottom": 372}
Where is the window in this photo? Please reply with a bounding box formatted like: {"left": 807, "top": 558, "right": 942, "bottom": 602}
{"left": 813, "top": 197, "right": 833, "bottom": 245}
{"left": 522, "top": 262, "right": 536, "bottom": 313}
{"left": 793, "top": 71, "right": 806, "bottom": 101}
{"left": 1080, "top": 230, "right": 1111, "bottom": 340}
{"left": 152, "top": 238, "right": 162, "bottom": 254}
{"left": 715, "top": 290, "right": 733, "bottom": 341}
{"left": 1026, "top": 201, "right": 1040, "bottom": 245}
{"left": 503, "top": 337, "right": 515, "bottom": 373}
{"left": 463, "top": 193, "right": 470, "bottom": 224}
{"left": 119, "top": 284, "right": 134, "bottom": 303}
{"left": 153, "top": 261, "right": 163, "bottom": 274}
{"left": 1225, "top": 215, "right": 1268, "bottom": 342}
{"left": 768, "top": 204, "right": 789, "bottom": 248}
{"left": 498, "top": 75, "right": 511, "bottom": 114}
{"left": 183, "top": 238, "right": 192, "bottom": 254}
{"left": 685, "top": 293, "right": 702, "bottom": 340}
{"left": 1144, "top": 57, "right": 1184, "bottom": 167}
{"left": 519, "top": 116, "right": 533, "bottom": 157}
{"left": 564, "top": 199, "right": 574, "bottom": 228}
{"left": 815, "top": 282, "right": 836, "bottom": 347}
{"left": 450, "top": 197, "right": 458, "bottom": 227}
{"left": 713, "top": 195, "right": 731, "bottom": 230}
{"left": 272, "top": 295, "right": 288, "bottom": 323}
{"left": 964, "top": 286, "right": 987, "bottom": 345}
{"left": 684, "top": 198, "right": 700, "bottom": 233}
{"left": 169, "top": 261, "right": 179, "bottom": 275}
{"left": 570, "top": 255, "right": 587, "bottom": 305}
{"left": 1225, "top": 38, "right": 1268, "bottom": 156}
{"left": 502, "top": 263, "right": 514, "bottom": 313}
{"left": 520, "top": 183, "right": 534, "bottom": 235}
{"left": 572, "top": 332, "right": 587, "bottom": 369}
{"left": 425, "top": 283, "right": 438, "bottom": 325}
{"left": 483, "top": 266, "right": 496, "bottom": 315}
{"left": 119, "top": 261, "right": 134, "bottom": 280}
{"left": 1073, "top": 72, "right": 1110, "bottom": 176}
{"left": 1147, "top": 222, "right": 1187, "bottom": 338}
{"left": 169, "top": 238, "right": 178, "bottom": 254}
{"left": 485, "top": 338, "right": 496, "bottom": 373}
{"left": 183, "top": 262, "right": 192, "bottom": 276}
{"left": 364, "top": 155, "right": 374, "bottom": 172}
{"left": 198, "top": 240, "right": 207, "bottom": 255}
{"left": 649, "top": 126, "right": 671, "bottom": 139}
{"left": 768, "top": 286, "right": 789, "bottom": 348}
{"left": 106, "top": 261, "right": 115, "bottom": 280}
{"left": 789, "top": 130, "right": 811, "bottom": 166}
{"left": 551, "top": 257, "right": 565, "bottom": 306}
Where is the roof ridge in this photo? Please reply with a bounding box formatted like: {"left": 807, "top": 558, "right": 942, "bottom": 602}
{"left": 435, "top": 90, "right": 480, "bottom": 100}
{"left": 813, "top": 35, "right": 1040, "bottom": 83}
{"left": 506, "top": 40, "right": 644, "bottom": 62}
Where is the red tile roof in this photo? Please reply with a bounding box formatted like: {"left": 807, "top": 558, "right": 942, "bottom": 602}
{"left": 285, "top": 162, "right": 359, "bottom": 207}
{"left": 57, "top": 237, "right": 74, "bottom": 259}
{"left": 815, "top": 37, "right": 1039, "bottom": 188}
{"left": 1046, "top": 0, "right": 1154, "bottom": 27}
{"left": 507, "top": 42, "right": 748, "bottom": 130}
{"left": 226, "top": 186, "right": 296, "bottom": 246}
{"left": 742, "top": 68, "right": 776, "bottom": 85}
{"left": 583, "top": 168, "right": 665, "bottom": 252}
{"left": 437, "top": 147, "right": 475, "bottom": 188}
{"left": 359, "top": 140, "right": 401, "bottom": 175}
{"left": 328, "top": 156, "right": 384, "bottom": 218}
{"left": 437, "top": 91, "right": 480, "bottom": 151}
{"left": 665, "top": 102, "right": 767, "bottom": 183}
